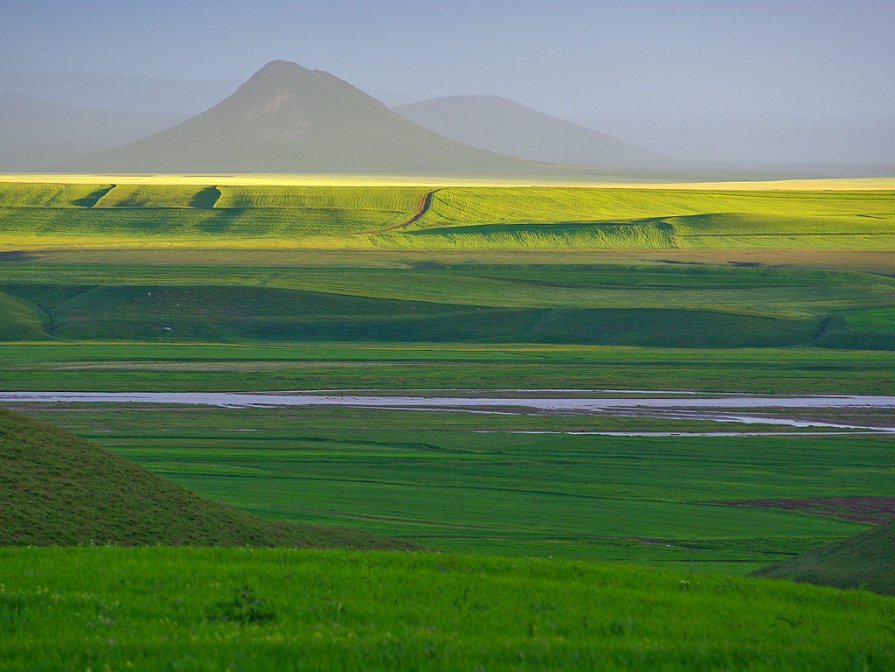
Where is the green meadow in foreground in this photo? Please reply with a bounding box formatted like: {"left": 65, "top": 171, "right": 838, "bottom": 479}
{"left": 1, "top": 547, "right": 893, "bottom": 672}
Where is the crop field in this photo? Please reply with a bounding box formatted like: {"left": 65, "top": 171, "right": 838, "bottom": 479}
{"left": 2, "top": 548, "right": 893, "bottom": 671}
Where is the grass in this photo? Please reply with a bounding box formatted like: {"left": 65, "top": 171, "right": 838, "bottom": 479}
{"left": 0, "top": 547, "right": 893, "bottom": 671}
{"left": 754, "top": 518, "right": 895, "bottom": 594}
{"left": 0, "top": 406, "right": 406, "bottom": 549}
{"left": 0, "top": 182, "right": 431, "bottom": 245}
{"left": 2, "top": 261, "right": 895, "bottom": 348}
{"left": 16, "top": 403, "right": 889, "bottom": 570}
{"left": 411, "top": 188, "right": 895, "bottom": 229}
{"left": 383, "top": 187, "right": 895, "bottom": 250}
{"left": 213, "top": 184, "right": 426, "bottom": 211}
{"left": 0, "top": 283, "right": 827, "bottom": 346}
{"left": 0, "top": 181, "right": 892, "bottom": 250}
{"left": 2, "top": 342, "right": 894, "bottom": 393}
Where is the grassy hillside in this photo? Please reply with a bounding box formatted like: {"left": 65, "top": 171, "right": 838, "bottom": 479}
{"left": 754, "top": 518, "right": 895, "bottom": 594}
{"left": 0, "top": 183, "right": 428, "bottom": 242}
{"left": 382, "top": 186, "right": 895, "bottom": 250}
{"left": 0, "top": 406, "right": 407, "bottom": 549}
{"left": 0, "top": 283, "right": 825, "bottom": 347}
{"left": 0, "top": 181, "right": 893, "bottom": 250}
{"left": 1, "top": 260, "right": 894, "bottom": 348}
{"left": 0, "top": 547, "right": 892, "bottom": 671}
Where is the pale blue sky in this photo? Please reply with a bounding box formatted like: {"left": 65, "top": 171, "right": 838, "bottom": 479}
{"left": 1, "top": 0, "right": 893, "bottom": 118}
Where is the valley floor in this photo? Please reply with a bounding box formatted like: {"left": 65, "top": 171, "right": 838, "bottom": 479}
{"left": 1, "top": 177, "right": 893, "bottom": 667}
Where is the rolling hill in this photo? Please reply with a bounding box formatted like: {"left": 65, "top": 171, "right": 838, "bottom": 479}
{"left": 394, "top": 94, "right": 679, "bottom": 171}
{"left": 754, "top": 517, "right": 895, "bottom": 594}
{"left": 59, "top": 60, "right": 568, "bottom": 176}
{"left": 0, "top": 406, "right": 409, "bottom": 549}
{"left": 0, "top": 92, "right": 186, "bottom": 170}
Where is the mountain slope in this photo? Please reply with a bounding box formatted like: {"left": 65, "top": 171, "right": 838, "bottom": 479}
{"left": 0, "top": 93, "right": 186, "bottom": 170}
{"left": 393, "top": 95, "right": 677, "bottom": 170}
{"left": 60, "top": 61, "right": 565, "bottom": 176}
{"left": 0, "top": 406, "right": 409, "bottom": 549}
{"left": 753, "top": 518, "right": 895, "bottom": 594}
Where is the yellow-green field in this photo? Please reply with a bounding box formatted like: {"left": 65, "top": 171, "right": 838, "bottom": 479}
{"left": 0, "top": 177, "right": 892, "bottom": 251}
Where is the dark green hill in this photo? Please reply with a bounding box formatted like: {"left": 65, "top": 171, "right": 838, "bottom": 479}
{"left": 0, "top": 283, "right": 819, "bottom": 347}
{"left": 59, "top": 61, "right": 572, "bottom": 177}
{"left": 753, "top": 518, "right": 895, "bottom": 594}
{"left": 0, "top": 406, "right": 409, "bottom": 549}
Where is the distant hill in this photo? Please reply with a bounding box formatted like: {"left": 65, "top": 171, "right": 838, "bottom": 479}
{"left": 0, "top": 406, "right": 409, "bottom": 549}
{"left": 753, "top": 518, "right": 894, "bottom": 595}
{"left": 0, "top": 93, "right": 186, "bottom": 170}
{"left": 60, "top": 61, "right": 568, "bottom": 176}
{"left": 393, "top": 95, "right": 679, "bottom": 171}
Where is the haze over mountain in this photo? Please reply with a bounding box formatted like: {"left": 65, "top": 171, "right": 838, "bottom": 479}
{"left": 62, "top": 61, "right": 563, "bottom": 176}
{"left": 394, "top": 95, "right": 678, "bottom": 171}
{"left": 570, "top": 113, "right": 895, "bottom": 165}
{"left": 0, "top": 93, "right": 186, "bottom": 171}
{"left": 0, "top": 67, "right": 237, "bottom": 114}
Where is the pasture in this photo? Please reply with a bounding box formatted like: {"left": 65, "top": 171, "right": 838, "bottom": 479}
{"left": 1, "top": 548, "right": 893, "bottom": 671}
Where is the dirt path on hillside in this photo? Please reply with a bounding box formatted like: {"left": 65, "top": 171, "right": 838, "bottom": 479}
{"left": 366, "top": 189, "right": 440, "bottom": 234}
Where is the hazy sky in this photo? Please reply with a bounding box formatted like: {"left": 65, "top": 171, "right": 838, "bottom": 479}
{"left": 2, "top": 0, "right": 894, "bottom": 119}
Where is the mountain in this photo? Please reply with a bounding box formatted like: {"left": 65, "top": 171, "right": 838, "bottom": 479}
{"left": 60, "top": 61, "right": 563, "bottom": 176}
{"left": 393, "top": 95, "right": 677, "bottom": 171}
{"left": 0, "top": 406, "right": 410, "bottom": 549}
{"left": 0, "top": 93, "right": 186, "bottom": 170}
{"left": 753, "top": 518, "right": 894, "bottom": 595}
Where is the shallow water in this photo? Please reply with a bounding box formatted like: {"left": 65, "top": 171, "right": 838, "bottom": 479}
{"left": 4, "top": 390, "right": 894, "bottom": 434}
{"left": 1, "top": 390, "right": 894, "bottom": 410}
{"left": 478, "top": 430, "right": 889, "bottom": 437}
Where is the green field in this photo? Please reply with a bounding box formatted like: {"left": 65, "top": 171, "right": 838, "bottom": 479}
{"left": 1, "top": 180, "right": 893, "bottom": 249}
{"left": 2, "top": 261, "right": 895, "bottom": 349}
{"left": 13, "top": 403, "right": 888, "bottom": 571}
{"left": 3, "top": 342, "right": 894, "bottom": 393}
{"left": 1, "top": 547, "right": 893, "bottom": 672}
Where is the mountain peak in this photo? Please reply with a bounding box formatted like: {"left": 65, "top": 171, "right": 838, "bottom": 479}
{"left": 252, "top": 60, "right": 313, "bottom": 79}
{"left": 241, "top": 60, "right": 319, "bottom": 92}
